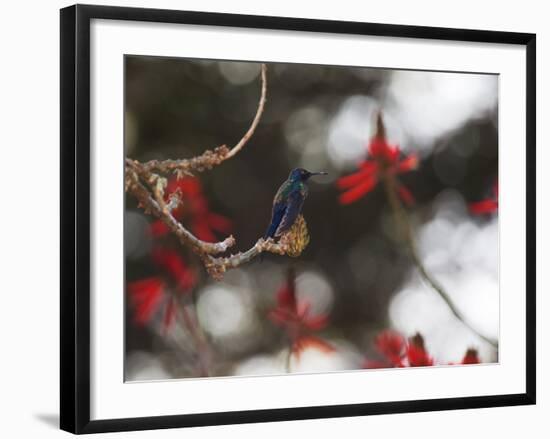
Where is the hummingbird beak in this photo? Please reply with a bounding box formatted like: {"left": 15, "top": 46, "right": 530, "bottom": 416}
{"left": 310, "top": 171, "right": 328, "bottom": 176}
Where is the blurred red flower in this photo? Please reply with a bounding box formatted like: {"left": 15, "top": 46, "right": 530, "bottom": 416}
{"left": 127, "top": 247, "right": 197, "bottom": 333}
{"left": 365, "top": 330, "right": 480, "bottom": 369}
{"left": 363, "top": 330, "right": 406, "bottom": 368}
{"left": 127, "top": 278, "right": 165, "bottom": 326}
{"left": 461, "top": 348, "right": 480, "bottom": 365}
{"left": 337, "top": 113, "right": 418, "bottom": 205}
{"left": 406, "top": 333, "right": 434, "bottom": 367}
{"left": 375, "top": 330, "right": 406, "bottom": 367}
{"left": 269, "top": 268, "right": 334, "bottom": 358}
{"left": 150, "top": 177, "right": 232, "bottom": 242}
{"left": 469, "top": 181, "right": 498, "bottom": 215}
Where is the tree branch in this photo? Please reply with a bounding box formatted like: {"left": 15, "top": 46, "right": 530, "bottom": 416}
{"left": 125, "top": 168, "right": 235, "bottom": 255}
{"left": 125, "top": 64, "right": 305, "bottom": 279}
{"left": 126, "top": 165, "right": 307, "bottom": 279}
{"left": 136, "top": 63, "right": 267, "bottom": 177}
{"left": 203, "top": 232, "right": 296, "bottom": 280}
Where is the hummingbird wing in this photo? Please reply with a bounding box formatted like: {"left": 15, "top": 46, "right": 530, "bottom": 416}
{"left": 264, "top": 201, "right": 286, "bottom": 239}
{"left": 264, "top": 180, "right": 292, "bottom": 239}
{"left": 275, "top": 190, "right": 305, "bottom": 237}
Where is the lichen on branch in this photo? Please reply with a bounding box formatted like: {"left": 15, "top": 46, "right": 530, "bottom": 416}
{"left": 204, "top": 215, "right": 310, "bottom": 280}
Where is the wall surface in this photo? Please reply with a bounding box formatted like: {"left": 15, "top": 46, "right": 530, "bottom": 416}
{"left": 0, "top": 0, "right": 546, "bottom": 437}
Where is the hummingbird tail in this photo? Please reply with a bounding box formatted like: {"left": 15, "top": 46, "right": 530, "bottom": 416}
{"left": 264, "top": 223, "right": 277, "bottom": 240}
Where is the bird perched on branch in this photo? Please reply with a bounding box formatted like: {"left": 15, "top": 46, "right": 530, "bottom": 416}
{"left": 264, "top": 168, "right": 328, "bottom": 240}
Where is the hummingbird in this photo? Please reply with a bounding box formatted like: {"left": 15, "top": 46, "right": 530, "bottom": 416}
{"left": 264, "top": 168, "right": 328, "bottom": 240}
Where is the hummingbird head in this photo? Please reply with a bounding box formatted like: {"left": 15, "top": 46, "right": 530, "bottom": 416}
{"left": 289, "top": 168, "right": 328, "bottom": 182}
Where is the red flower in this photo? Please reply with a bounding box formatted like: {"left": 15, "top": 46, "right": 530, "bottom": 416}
{"left": 365, "top": 330, "right": 482, "bottom": 369}
{"left": 150, "top": 177, "right": 232, "bottom": 242}
{"left": 127, "top": 247, "right": 197, "bottom": 333}
{"left": 151, "top": 247, "right": 196, "bottom": 291}
{"left": 269, "top": 268, "right": 334, "bottom": 358}
{"left": 337, "top": 113, "right": 418, "bottom": 205}
{"left": 461, "top": 348, "right": 480, "bottom": 365}
{"left": 375, "top": 330, "right": 406, "bottom": 367}
{"left": 127, "top": 278, "right": 165, "bottom": 326}
{"left": 469, "top": 181, "right": 498, "bottom": 215}
{"left": 365, "top": 331, "right": 435, "bottom": 369}
{"left": 363, "top": 330, "right": 406, "bottom": 368}
{"left": 406, "top": 333, "right": 434, "bottom": 367}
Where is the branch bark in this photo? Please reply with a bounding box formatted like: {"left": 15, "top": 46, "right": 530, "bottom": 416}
{"left": 125, "top": 169, "right": 235, "bottom": 255}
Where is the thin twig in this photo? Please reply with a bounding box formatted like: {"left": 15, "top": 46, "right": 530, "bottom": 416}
{"left": 382, "top": 172, "right": 498, "bottom": 349}
{"left": 225, "top": 64, "right": 268, "bottom": 160}
{"left": 137, "top": 63, "right": 268, "bottom": 176}
{"left": 285, "top": 347, "right": 292, "bottom": 373}
{"left": 178, "top": 304, "right": 211, "bottom": 377}
{"left": 203, "top": 236, "right": 292, "bottom": 280}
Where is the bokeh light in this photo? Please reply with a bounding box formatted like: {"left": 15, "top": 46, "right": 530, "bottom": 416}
{"left": 218, "top": 61, "right": 261, "bottom": 85}
{"left": 389, "top": 195, "right": 498, "bottom": 363}
{"left": 197, "top": 284, "right": 256, "bottom": 341}
{"left": 386, "top": 70, "right": 497, "bottom": 148}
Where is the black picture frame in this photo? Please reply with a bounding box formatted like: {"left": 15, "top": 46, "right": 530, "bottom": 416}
{"left": 60, "top": 4, "right": 536, "bottom": 434}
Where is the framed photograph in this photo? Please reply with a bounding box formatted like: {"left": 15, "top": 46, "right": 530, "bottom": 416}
{"left": 60, "top": 4, "right": 536, "bottom": 434}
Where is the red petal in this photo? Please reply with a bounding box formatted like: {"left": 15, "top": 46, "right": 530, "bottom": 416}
{"left": 375, "top": 330, "right": 406, "bottom": 366}
{"left": 386, "top": 145, "right": 401, "bottom": 163}
{"left": 135, "top": 296, "right": 162, "bottom": 325}
{"left": 128, "top": 278, "right": 163, "bottom": 301}
{"left": 167, "top": 177, "right": 202, "bottom": 198}
{"left": 303, "top": 313, "right": 329, "bottom": 331}
{"left": 397, "top": 154, "right": 419, "bottom": 173}
{"left": 469, "top": 199, "right": 498, "bottom": 215}
{"left": 270, "top": 269, "right": 298, "bottom": 326}
{"left": 406, "top": 336, "right": 434, "bottom": 367}
{"left": 360, "top": 161, "right": 379, "bottom": 174}
{"left": 149, "top": 220, "right": 170, "bottom": 237}
{"left": 277, "top": 270, "right": 297, "bottom": 311}
{"left": 461, "top": 348, "right": 480, "bottom": 365}
{"left": 337, "top": 161, "right": 378, "bottom": 190}
{"left": 368, "top": 137, "right": 390, "bottom": 158}
{"left": 338, "top": 175, "right": 378, "bottom": 205}
{"left": 337, "top": 168, "right": 374, "bottom": 190}
{"left": 127, "top": 278, "right": 165, "bottom": 325}
{"left": 369, "top": 137, "right": 401, "bottom": 164}
{"left": 397, "top": 184, "right": 415, "bottom": 206}
{"left": 407, "top": 345, "right": 433, "bottom": 366}
{"left": 151, "top": 248, "right": 196, "bottom": 291}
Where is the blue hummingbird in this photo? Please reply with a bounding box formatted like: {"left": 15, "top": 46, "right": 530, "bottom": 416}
{"left": 264, "top": 168, "right": 328, "bottom": 240}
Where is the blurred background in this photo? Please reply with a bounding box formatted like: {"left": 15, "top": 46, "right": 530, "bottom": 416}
{"left": 124, "top": 56, "right": 498, "bottom": 380}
